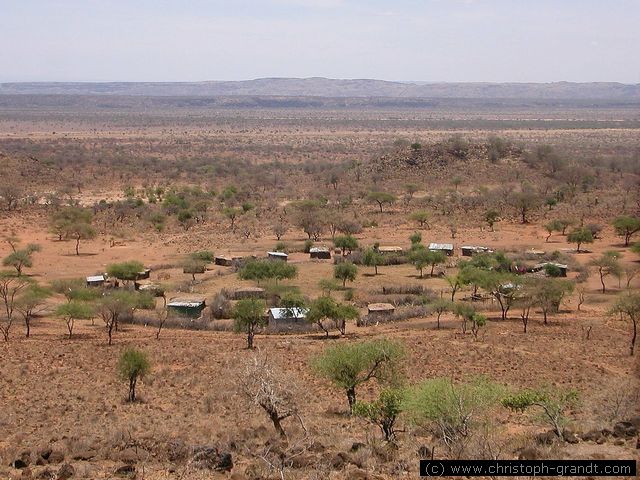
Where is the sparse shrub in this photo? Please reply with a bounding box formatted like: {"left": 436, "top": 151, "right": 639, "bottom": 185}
{"left": 353, "top": 388, "right": 405, "bottom": 442}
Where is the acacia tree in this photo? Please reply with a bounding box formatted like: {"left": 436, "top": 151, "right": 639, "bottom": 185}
{"left": 49, "top": 207, "right": 96, "bottom": 254}
{"left": 306, "top": 296, "right": 359, "bottom": 336}
{"left": 118, "top": 348, "right": 151, "bottom": 402}
{"left": 589, "top": 252, "right": 622, "bottom": 294}
{"left": 334, "top": 262, "right": 358, "bottom": 288}
{"left": 567, "top": 227, "right": 594, "bottom": 253}
{"left": 367, "top": 191, "right": 397, "bottom": 213}
{"left": 409, "top": 210, "right": 431, "bottom": 229}
{"left": 362, "top": 247, "right": 384, "bottom": 275}
{"left": 612, "top": 216, "right": 640, "bottom": 247}
{"left": 2, "top": 240, "right": 41, "bottom": 276}
{"left": 609, "top": 293, "right": 640, "bottom": 355}
{"left": 333, "top": 235, "right": 358, "bottom": 256}
{"left": 431, "top": 299, "right": 453, "bottom": 329}
{"left": 353, "top": 389, "right": 405, "bottom": 442}
{"left": 56, "top": 301, "right": 94, "bottom": 338}
{"left": 233, "top": 298, "right": 267, "bottom": 349}
{"left": 484, "top": 209, "right": 500, "bottom": 231}
{"left": 16, "top": 283, "right": 50, "bottom": 337}
{"left": 530, "top": 278, "right": 574, "bottom": 325}
{"left": 544, "top": 220, "right": 564, "bottom": 242}
{"left": 0, "top": 271, "right": 32, "bottom": 341}
{"left": 312, "top": 339, "right": 404, "bottom": 412}
{"left": 98, "top": 291, "right": 147, "bottom": 345}
{"left": 511, "top": 186, "right": 540, "bottom": 224}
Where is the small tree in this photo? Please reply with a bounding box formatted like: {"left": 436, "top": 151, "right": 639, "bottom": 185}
{"left": 609, "top": 293, "right": 640, "bottom": 355}
{"left": 56, "top": 301, "right": 94, "bottom": 338}
{"left": 117, "top": 348, "right": 151, "bottom": 402}
{"left": 333, "top": 235, "right": 359, "bottom": 256}
{"left": 233, "top": 298, "right": 267, "bottom": 349}
{"left": 98, "top": 291, "right": 143, "bottom": 345}
{"left": 431, "top": 299, "right": 452, "bottom": 329}
{"left": 353, "top": 388, "right": 405, "bottom": 442}
{"left": 567, "top": 227, "right": 593, "bottom": 253}
{"left": 612, "top": 216, "right": 640, "bottom": 247}
{"left": 334, "top": 262, "right": 357, "bottom": 288}
{"left": 502, "top": 387, "right": 579, "bottom": 438}
{"left": 367, "top": 191, "right": 397, "bottom": 213}
{"left": 362, "top": 247, "right": 384, "bottom": 275}
{"left": 2, "top": 242, "right": 41, "bottom": 275}
{"left": 239, "top": 353, "right": 301, "bottom": 438}
{"left": 312, "top": 339, "right": 404, "bottom": 412}
{"left": 0, "top": 271, "right": 32, "bottom": 341}
{"left": 589, "top": 252, "right": 622, "bottom": 294}
{"left": 543, "top": 220, "right": 564, "bottom": 242}
{"left": 182, "top": 258, "right": 207, "bottom": 282}
{"left": 530, "top": 278, "right": 574, "bottom": 324}
{"left": 409, "top": 210, "right": 431, "bottom": 229}
{"left": 484, "top": 209, "right": 499, "bottom": 231}
{"left": 222, "top": 207, "right": 242, "bottom": 230}
{"left": 15, "top": 283, "right": 50, "bottom": 337}
{"left": 306, "top": 296, "right": 359, "bottom": 336}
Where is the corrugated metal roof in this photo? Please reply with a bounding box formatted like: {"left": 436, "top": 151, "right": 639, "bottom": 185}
{"left": 267, "top": 251, "right": 288, "bottom": 257}
{"left": 269, "top": 307, "right": 308, "bottom": 320}
{"left": 309, "top": 247, "right": 330, "bottom": 253}
{"left": 367, "top": 303, "right": 395, "bottom": 312}
{"left": 86, "top": 275, "right": 105, "bottom": 282}
{"left": 429, "top": 243, "right": 454, "bottom": 250}
{"left": 167, "top": 298, "right": 205, "bottom": 308}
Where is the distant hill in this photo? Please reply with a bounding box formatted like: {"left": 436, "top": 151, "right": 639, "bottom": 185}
{"left": 1, "top": 78, "right": 639, "bottom": 99}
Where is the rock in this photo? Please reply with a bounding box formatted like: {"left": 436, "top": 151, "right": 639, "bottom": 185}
{"left": 518, "top": 446, "right": 542, "bottom": 460}
{"left": 350, "top": 442, "right": 366, "bottom": 452}
{"left": 14, "top": 459, "right": 29, "bottom": 470}
{"left": 113, "top": 464, "right": 136, "bottom": 476}
{"left": 35, "top": 468, "right": 55, "bottom": 479}
{"left": 613, "top": 421, "right": 637, "bottom": 439}
{"left": 581, "top": 429, "right": 603, "bottom": 442}
{"left": 167, "top": 439, "right": 189, "bottom": 462}
{"left": 417, "top": 446, "right": 431, "bottom": 458}
{"left": 330, "top": 452, "right": 351, "bottom": 469}
{"left": 21, "top": 467, "right": 33, "bottom": 479}
{"left": 191, "top": 446, "right": 233, "bottom": 472}
{"left": 289, "top": 454, "right": 318, "bottom": 469}
{"left": 37, "top": 450, "right": 52, "bottom": 462}
{"left": 563, "top": 429, "right": 580, "bottom": 444}
{"left": 613, "top": 439, "right": 625, "bottom": 446}
{"left": 118, "top": 448, "right": 149, "bottom": 464}
{"left": 536, "top": 430, "right": 558, "bottom": 445}
{"left": 56, "top": 463, "right": 74, "bottom": 480}
{"left": 70, "top": 450, "right": 95, "bottom": 461}
{"left": 46, "top": 451, "right": 64, "bottom": 465}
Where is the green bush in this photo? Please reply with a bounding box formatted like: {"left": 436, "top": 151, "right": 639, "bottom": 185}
{"left": 117, "top": 348, "right": 151, "bottom": 402}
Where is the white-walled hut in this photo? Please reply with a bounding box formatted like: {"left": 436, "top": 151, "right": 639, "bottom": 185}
{"left": 267, "top": 307, "right": 310, "bottom": 332}
{"left": 86, "top": 274, "right": 105, "bottom": 287}
{"left": 428, "top": 243, "right": 454, "bottom": 256}
{"left": 267, "top": 251, "right": 288, "bottom": 262}
{"left": 309, "top": 247, "right": 331, "bottom": 260}
{"left": 461, "top": 246, "right": 493, "bottom": 257}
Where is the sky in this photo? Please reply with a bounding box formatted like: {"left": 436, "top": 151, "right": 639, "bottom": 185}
{"left": 1, "top": 0, "right": 638, "bottom": 83}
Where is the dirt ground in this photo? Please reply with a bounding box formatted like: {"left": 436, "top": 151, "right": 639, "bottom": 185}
{"left": 0, "top": 104, "right": 639, "bottom": 479}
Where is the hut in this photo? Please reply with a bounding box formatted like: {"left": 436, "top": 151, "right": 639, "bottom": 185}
{"left": 461, "top": 246, "right": 493, "bottom": 257}
{"left": 267, "top": 307, "right": 310, "bottom": 332}
{"left": 367, "top": 303, "right": 395, "bottom": 317}
{"left": 136, "top": 268, "right": 151, "bottom": 280}
{"left": 136, "top": 282, "right": 165, "bottom": 297}
{"left": 267, "top": 251, "right": 288, "bottom": 262}
{"left": 86, "top": 275, "right": 105, "bottom": 287}
{"left": 531, "top": 262, "right": 568, "bottom": 277}
{"left": 167, "top": 297, "right": 206, "bottom": 318}
{"left": 309, "top": 247, "right": 331, "bottom": 260}
{"left": 215, "top": 255, "right": 242, "bottom": 267}
{"left": 428, "top": 243, "right": 454, "bottom": 256}
{"left": 378, "top": 246, "right": 403, "bottom": 254}
{"left": 232, "top": 287, "right": 266, "bottom": 300}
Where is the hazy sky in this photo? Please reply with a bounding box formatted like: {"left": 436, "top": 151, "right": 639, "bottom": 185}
{"left": 1, "top": 0, "right": 638, "bottom": 83}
